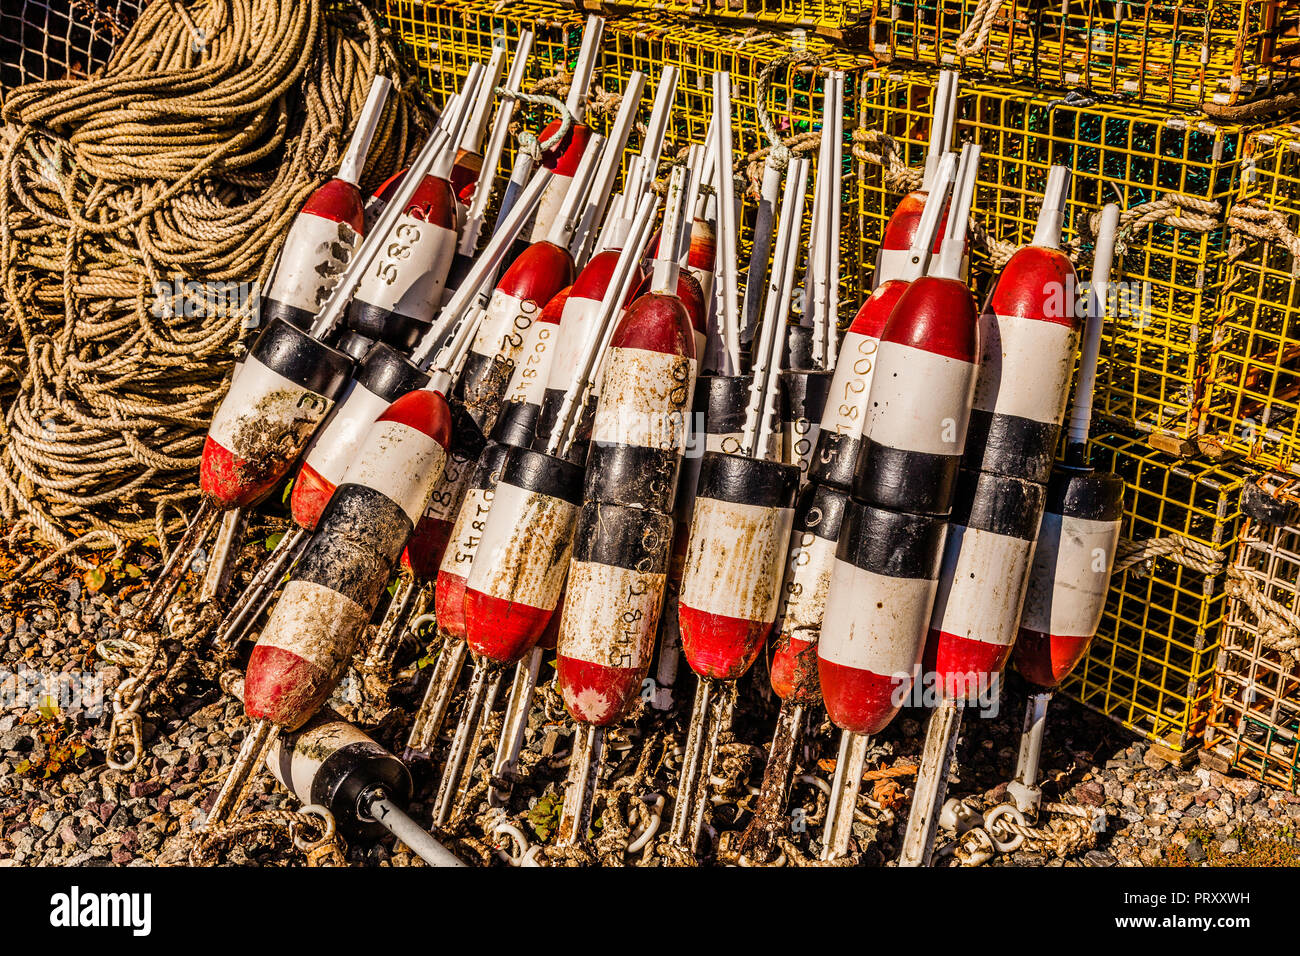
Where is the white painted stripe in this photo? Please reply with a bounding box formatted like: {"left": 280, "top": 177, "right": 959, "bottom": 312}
{"left": 504, "top": 318, "right": 559, "bottom": 407}
{"left": 929, "top": 525, "right": 1036, "bottom": 647}
{"left": 818, "top": 559, "right": 937, "bottom": 673}
{"left": 546, "top": 293, "right": 606, "bottom": 394}
{"left": 439, "top": 486, "right": 495, "bottom": 577}
{"left": 776, "top": 531, "right": 837, "bottom": 639}
{"left": 874, "top": 247, "right": 912, "bottom": 287}
{"left": 590, "top": 347, "right": 696, "bottom": 451}
{"left": 470, "top": 288, "right": 542, "bottom": 369}
{"left": 423, "top": 445, "right": 477, "bottom": 523}
{"left": 557, "top": 560, "right": 666, "bottom": 667}
{"left": 784, "top": 417, "right": 820, "bottom": 479}
{"left": 528, "top": 172, "right": 574, "bottom": 242}
{"left": 351, "top": 213, "right": 457, "bottom": 317}
{"left": 257, "top": 579, "right": 368, "bottom": 672}
{"left": 302, "top": 381, "right": 388, "bottom": 486}
{"left": 465, "top": 480, "right": 577, "bottom": 606}
{"left": 273, "top": 720, "right": 371, "bottom": 806}
{"left": 208, "top": 355, "right": 334, "bottom": 456}
{"left": 679, "top": 497, "right": 793, "bottom": 622}
{"left": 265, "top": 212, "right": 357, "bottom": 315}
{"left": 861, "top": 341, "right": 975, "bottom": 456}
{"left": 820, "top": 331, "right": 881, "bottom": 438}
{"left": 344, "top": 420, "right": 447, "bottom": 524}
{"left": 1021, "top": 513, "right": 1120, "bottom": 638}
{"left": 972, "top": 311, "right": 1079, "bottom": 425}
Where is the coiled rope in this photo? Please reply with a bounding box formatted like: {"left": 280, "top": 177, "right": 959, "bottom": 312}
{"left": 0, "top": 0, "right": 432, "bottom": 573}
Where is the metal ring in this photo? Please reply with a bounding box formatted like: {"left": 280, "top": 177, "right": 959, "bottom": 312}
{"left": 984, "top": 804, "right": 1027, "bottom": 853}
{"left": 292, "top": 805, "right": 337, "bottom": 852}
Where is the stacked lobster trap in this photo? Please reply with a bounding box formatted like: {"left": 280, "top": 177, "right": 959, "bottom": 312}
{"left": 854, "top": 69, "right": 1256, "bottom": 455}
{"left": 865, "top": 0, "right": 1300, "bottom": 108}
{"left": 383, "top": 0, "right": 872, "bottom": 322}
{"left": 1206, "top": 477, "right": 1300, "bottom": 788}
{"left": 0, "top": 0, "right": 143, "bottom": 98}
{"left": 1067, "top": 432, "right": 1245, "bottom": 754}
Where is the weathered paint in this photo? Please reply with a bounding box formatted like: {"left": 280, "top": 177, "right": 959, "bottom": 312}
{"left": 262, "top": 180, "right": 364, "bottom": 330}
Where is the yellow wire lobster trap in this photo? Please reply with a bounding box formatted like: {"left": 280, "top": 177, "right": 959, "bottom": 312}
{"left": 566, "top": 0, "right": 871, "bottom": 35}
{"left": 1206, "top": 476, "right": 1300, "bottom": 790}
{"left": 855, "top": 69, "right": 1253, "bottom": 453}
{"left": 1202, "top": 125, "right": 1300, "bottom": 475}
{"left": 1060, "top": 432, "right": 1245, "bottom": 754}
{"left": 382, "top": 0, "right": 873, "bottom": 324}
{"left": 865, "top": 0, "right": 1300, "bottom": 109}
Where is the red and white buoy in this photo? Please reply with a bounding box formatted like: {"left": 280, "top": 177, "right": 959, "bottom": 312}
{"left": 1007, "top": 203, "right": 1123, "bottom": 816}
{"left": 260, "top": 78, "right": 391, "bottom": 332}
{"left": 432, "top": 194, "right": 661, "bottom": 825}
{"left": 527, "top": 15, "right": 605, "bottom": 243}
{"left": 874, "top": 70, "right": 961, "bottom": 289}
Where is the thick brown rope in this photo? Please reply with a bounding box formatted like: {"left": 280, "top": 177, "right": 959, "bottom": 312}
{"left": 0, "top": 0, "right": 432, "bottom": 570}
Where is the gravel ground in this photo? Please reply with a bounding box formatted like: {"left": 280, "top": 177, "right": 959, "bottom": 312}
{"left": 1, "top": 526, "right": 1298, "bottom": 868}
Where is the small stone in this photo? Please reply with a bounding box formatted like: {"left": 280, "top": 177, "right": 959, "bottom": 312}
{"left": 1220, "top": 837, "right": 1240, "bottom": 855}
{"left": 1186, "top": 839, "right": 1207, "bottom": 863}
{"left": 1143, "top": 749, "right": 1168, "bottom": 771}
{"left": 1084, "top": 850, "right": 1115, "bottom": 867}
{"left": 1169, "top": 790, "right": 1195, "bottom": 812}
{"left": 1075, "top": 781, "right": 1106, "bottom": 806}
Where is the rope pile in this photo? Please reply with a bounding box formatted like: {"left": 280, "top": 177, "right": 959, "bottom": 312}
{"left": 0, "top": 0, "right": 432, "bottom": 573}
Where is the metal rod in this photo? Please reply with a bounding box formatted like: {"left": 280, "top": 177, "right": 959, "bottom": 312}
{"left": 740, "top": 162, "right": 783, "bottom": 352}
{"left": 362, "top": 789, "right": 466, "bottom": 867}
{"left": 214, "top": 526, "right": 309, "bottom": 649}
{"left": 431, "top": 660, "right": 502, "bottom": 826}
{"left": 488, "top": 647, "right": 544, "bottom": 806}
{"left": 898, "top": 698, "right": 965, "bottom": 867}
{"left": 198, "top": 507, "right": 246, "bottom": 604}
{"left": 204, "top": 718, "right": 281, "bottom": 828}
{"left": 404, "top": 640, "right": 470, "bottom": 760}
{"left": 821, "top": 729, "right": 871, "bottom": 861}
{"left": 571, "top": 70, "right": 646, "bottom": 265}
{"left": 336, "top": 77, "right": 392, "bottom": 187}
{"left": 362, "top": 573, "right": 420, "bottom": 675}
{"left": 738, "top": 700, "right": 805, "bottom": 861}
{"left": 556, "top": 724, "right": 605, "bottom": 847}
{"left": 711, "top": 72, "right": 741, "bottom": 376}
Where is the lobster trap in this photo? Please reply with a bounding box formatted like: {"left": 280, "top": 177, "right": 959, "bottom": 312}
{"left": 1059, "top": 432, "right": 1245, "bottom": 753}
{"left": 866, "top": 0, "right": 1300, "bottom": 109}
{"left": 574, "top": 0, "right": 871, "bottom": 34}
{"left": 1202, "top": 125, "right": 1300, "bottom": 475}
{"left": 1206, "top": 476, "right": 1300, "bottom": 790}
{"left": 855, "top": 69, "right": 1252, "bottom": 451}
{"left": 0, "top": 0, "right": 142, "bottom": 99}
{"left": 382, "top": 0, "right": 872, "bottom": 324}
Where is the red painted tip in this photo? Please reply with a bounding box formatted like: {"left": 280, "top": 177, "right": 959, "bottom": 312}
{"left": 818, "top": 656, "right": 910, "bottom": 736}
{"left": 498, "top": 240, "right": 576, "bottom": 305}
{"left": 848, "top": 279, "right": 909, "bottom": 338}
{"left": 614, "top": 292, "right": 696, "bottom": 360}
{"left": 881, "top": 190, "right": 948, "bottom": 255}
{"left": 925, "top": 627, "right": 1014, "bottom": 699}
{"left": 536, "top": 594, "right": 563, "bottom": 651}
{"left": 199, "top": 436, "right": 287, "bottom": 510}
{"left": 402, "top": 514, "right": 454, "bottom": 580}
{"left": 244, "top": 644, "right": 331, "bottom": 731}
{"left": 556, "top": 654, "right": 642, "bottom": 726}
{"left": 688, "top": 219, "right": 717, "bottom": 272}
{"left": 463, "top": 588, "right": 555, "bottom": 664}
{"left": 450, "top": 148, "right": 483, "bottom": 198}
{"left": 377, "top": 388, "right": 452, "bottom": 448}
{"left": 302, "top": 178, "right": 366, "bottom": 234}
{"left": 881, "top": 275, "right": 978, "bottom": 363}
{"left": 571, "top": 249, "right": 644, "bottom": 305}
{"left": 405, "top": 173, "right": 459, "bottom": 231}
{"left": 538, "top": 121, "right": 593, "bottom": 176}
{"left": 987, "top": 246, "right": 1081, "bottom": 330}
{"left": 770, "top": 634, "right": 822, "bottom": 705}
{"left": 371, "top": 168, "right": 407, "bottom": 205}
{"left": 678, "top": 605, "right": 771, "bottom": 681}
{"left": 434, "top": 570, "right": 469, "bottom": 642}
{"left": 537, "top": 286, "right": 572, "bottom": 326}
{"left": 1013, "top": 627, "right": 1092, "bottom": 689}
{"left": 290, "top": 460, "right": 336, "bottom": 531}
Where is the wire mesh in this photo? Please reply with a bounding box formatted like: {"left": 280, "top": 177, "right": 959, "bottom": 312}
{"left": 1060, "top": 431, "right": 1245, "bottom": 752}
{"left": 1203, "top": 125, "right": 1300, "bottom": 474}
{"left": 590, "top": 0, "right": 871, "bottom": 32}
{"left": 0, "top": 0, "right": 142, "bottom": 101}
{"left": 1207, "top": 478, "right": 1300, "bottom": 790}
{"left": 866, "top": 0, "right": 1300, "bottom": 109}
{"left": 856, "top": 68, "right": 1255, "bottom": 449}
{"left": 383, "top": 0, "right": 873, "bottom": 325}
